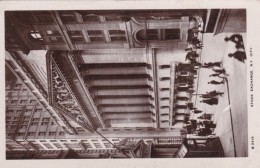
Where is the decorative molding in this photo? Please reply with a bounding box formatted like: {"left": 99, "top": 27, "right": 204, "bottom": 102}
{"left": 49, "top": 58, "right": 94, "bottom": 132}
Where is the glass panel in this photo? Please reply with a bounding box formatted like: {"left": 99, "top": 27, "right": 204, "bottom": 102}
{"left": 110, "top": 36, "right": 126, "bottom": 41}
{"left": 89, "top": 36, "right": 104, "bottom": 42}
{"left": 165, "top": 29, "right": 180, "bottom": 40}
{"left": 109, "top": 30, "right": 125, "bottom": 35}
{"left": 82, "top": 15, "right": 99, "bottom": 22}
{"left": 87, "top": 30, "right": 102, "bottom": 35}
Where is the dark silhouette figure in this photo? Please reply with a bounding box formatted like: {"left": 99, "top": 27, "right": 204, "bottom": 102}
{"left": 200, "top": 94, "right": 212, "bottom": 99}
{"left": 228, "top": 51, "right": 247, "bottom": 63}
{"left": 187, "top": 89, "right": 196, "bottom": 93}
{"left": 189, "top": 59, "right": 202, "bottom": 67}
{"left": 187, "top": 102, "right": 194, "bottom": 109}
{"left": 200, "top": 90, "right": 224, "bottom": 99}
{"left": 224, "top": 34, "right": 244, "bottom": 49}
{"left": 190, "top": 38, "right": 203, "bottom": 48}
{"left": 212, "top": 68, "right": 226, "bottom": 74}
{"left": 207, "top": 90, "right": 224, "bottom": 97}
{"left": 185, "top": 51, "right": 199, "bottom": 61}
{"left": 202, "top": 62, "right": 222, "bottom": 68}
{"left": 185, "top": 48, "right": 193, "bottom": 51}
{"left": 200, "top": 98, "right": 218, "bottom": 105}
{"left": 176, "top": 96, "right": 189, "bottom": 101}
{"left": 209, "top": 73, "right": 220, "bottom": 77}
{"left": 203, "top": 121, "right": 216, "bottom": 129}
{"left": 198, "top": 113, "right": 213, "bottom": 120}
{"left": 208, "top": 80, "right": 225, "bottom": 85}
{"left": 193, "top": 109, "right": 203, "bottom": 114}
{"left": 197, "top": 128, "right": 213, "bottom": 136}
{"left": 209, "top": 73, "right": 226, "bottom": 79}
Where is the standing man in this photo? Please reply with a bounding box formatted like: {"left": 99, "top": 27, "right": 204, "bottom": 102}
{"left": 228, "top": 51, "right": 247, "bottom": 63}
{"left": 202, "top": 62, "right": 222, "bottom": 68}
{"left": 212, "top": 68, "right": 226, "bottom": 74}
{"left": 208, "top": 80, "right": 225, "bottom": 85}
{"left": 200, "top": 98, "right": 218, "bottom": 105}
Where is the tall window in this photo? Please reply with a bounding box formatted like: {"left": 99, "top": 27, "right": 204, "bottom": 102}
{"left": 164, "top": 29, "right": 180, "bottom": 40}
{"left": 45, "top": 30, "right": 64, "bottom": 43}
{"left": 30, "top": 100, "right": 36, "bottom": 104}
{"left": 20, "top": 100, "right": 27, "bottom": 104}
{"left": 38, "top": 132, "right": 46, "bottom": 136}
{"left": 109, "top": 30, "right": 127, "bottom": 42}
{"left": 59, "top": 11, "right": 76, "bottom": 23}
{"left": 147, "top": 29, "right": 160, "bottom": 40}
{"left": 87, "top": 30, "right": 104, "bottom": 42}
{"left": 136, "top": 29, "right": 159, "bottom": 42}
{"left": 136, "top": 28, "right": 180, "bottom": 43}
{"left": 11, "top": 100, "right": 17, "bottom": 104}
{"left": 68, "top": 31, "right": 85, "bottom": 44}
{"left": 82, "top": 15, "right": 99, "bottom": 22}
{"left": 49, "top": 132, "right": 56, "bottom": 136}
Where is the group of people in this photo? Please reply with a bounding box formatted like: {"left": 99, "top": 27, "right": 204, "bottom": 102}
{"left": 208, "top": 67, "right": 227, "bottom": 85}
{"left": 197, "top": 120, "right": 216, "bottom": 136}
{"left": 181, "top": 33, "right": 246, "bottom": 138}
{"left": 199, "top": 90, "right": 224, "bottom": 106}
{"left": 185, "top": 27, "right": 204, "bottom": 68}
{"left": 185, "top": 118, "right": 216, "bottom": 136}
{"left": 186, "top": 27, "right": 204, "bottom": 50}
{"left": 181, "top": 31, "right": 243, "bottom": 137}
{"left": 225, "top": 34, "right": 247, "bottom": 63}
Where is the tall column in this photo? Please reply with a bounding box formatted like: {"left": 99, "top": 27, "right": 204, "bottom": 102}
{"left": 81, "top": 49, "right": 148, "bottom": 64}
{"left": 77, "top": 48, "right": 156, "bottom": 128}
{"left": 99, "top": 98, "right": 154, "bottom": 105}
{"left": 109, "top": 119, "right": 155, "bottom": 128}
{"left": 95, "top": 88, "right": 153, "bottom": 96}
{"left": 102, "top": 113, "right": 153, "bottom": 120}
{"left": 86, "top": 67, "right": 152, "bottom": 75}
{"left": 101, "top": 106, "right": 154, "bottom": 113}
{"left": 91, "top": 78, "right": 152, "bottom": 87}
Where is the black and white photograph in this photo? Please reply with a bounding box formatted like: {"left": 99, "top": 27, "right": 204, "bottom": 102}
{"left": 4, "top": 8, "right": 248, "bottom": 160}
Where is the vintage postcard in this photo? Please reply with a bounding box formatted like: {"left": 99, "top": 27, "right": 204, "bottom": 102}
{"left": 0, "top": 0, "right": 260, "bottom": 168}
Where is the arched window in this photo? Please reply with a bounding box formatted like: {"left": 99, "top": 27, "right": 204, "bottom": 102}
{"left": 59, "top": 11, "right": 76, "bottom": 23}
{"left": 30, "top": 32, "right": 42, "bottom": 40}
{"left": 28, "top": 31, "right": 43, "bottom": 43}
{"left": 136, "top": 29, "right": 159, "bottom": 43}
